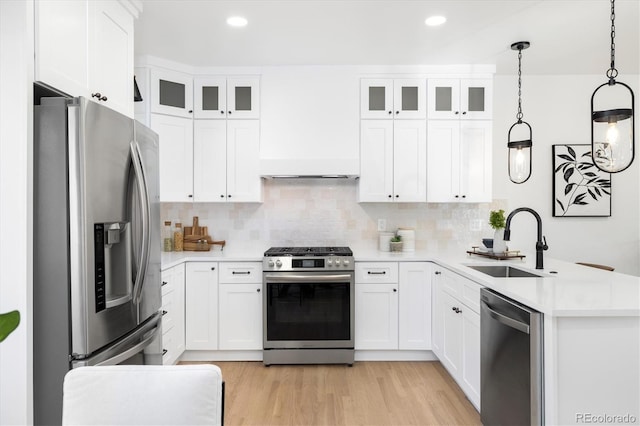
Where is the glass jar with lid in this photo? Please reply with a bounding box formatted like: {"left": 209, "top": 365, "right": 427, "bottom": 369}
{"left": 162, "top": 221, "right": 173, "bottom": 252}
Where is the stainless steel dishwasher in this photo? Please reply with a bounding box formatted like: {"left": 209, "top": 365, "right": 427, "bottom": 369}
{"left": 480, "top": 288, "right": 544, "bottom": 425}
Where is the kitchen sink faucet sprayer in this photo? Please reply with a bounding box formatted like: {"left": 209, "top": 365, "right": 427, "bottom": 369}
{"left": 503, "top": 207, "right": 548, "bottom": 269}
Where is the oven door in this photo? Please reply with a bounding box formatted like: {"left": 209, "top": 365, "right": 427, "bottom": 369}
{"left": 263, "top": 271, "right": 354, "bottom": 349}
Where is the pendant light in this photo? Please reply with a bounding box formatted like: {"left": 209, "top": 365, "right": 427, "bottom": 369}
{"left": 508, "top": 41, "right": 533, "bottom": 184}
{"left": 591, "top": 0, "right": 635, "bottom": 173}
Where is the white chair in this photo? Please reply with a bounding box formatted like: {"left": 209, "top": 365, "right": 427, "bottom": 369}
{"left": 62, "top": 364, "right": 224, "bottom": 425}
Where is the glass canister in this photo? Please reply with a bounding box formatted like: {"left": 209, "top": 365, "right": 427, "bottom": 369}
{"left": 162, "top": 221, "right": 173, "bottom": 252}
{"left": 173, "top": 222, "right": 184, "bottom": 252}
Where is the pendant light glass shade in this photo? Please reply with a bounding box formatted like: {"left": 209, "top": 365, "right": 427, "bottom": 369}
{"left": 590, "top": 0, "right": 635, "bottom": 173}
{"left": 591, "top": 81, "right": 635, "bottom": 173}
{"left": 508, "top": 123, "right": 532, "bottom": 184}
{"left": 508, "top": 41, "right": 532, "bottom": 184}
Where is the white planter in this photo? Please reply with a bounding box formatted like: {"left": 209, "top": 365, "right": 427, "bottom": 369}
{"left": 493, "top": 229, "right": 508, "bottom": 254}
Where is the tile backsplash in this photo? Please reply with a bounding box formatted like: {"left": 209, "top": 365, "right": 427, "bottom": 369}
{"left": 161, "top": 179, "right": 506, "bottom": 253}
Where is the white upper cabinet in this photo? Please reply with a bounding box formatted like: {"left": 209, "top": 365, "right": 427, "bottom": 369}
{"left": 192, "top": 119, "right": 262, "bottom": 203}
{"left": 361, "top": 79, "right": 426, "bottom": 119}
{"left": 427, "top": 120, "right": 492, "bottom": 202}
{"left": 35, "top": 0, "right": 136, "bottom": 117}
{"left": 193, "top": 76, "right": 260, "bottom": 119}
{"left": 359, "top": 120, "right": 426, "bottom": 202}
{"left": 427, "top": 78, "right": 492, "bottom": 120}
{"left": 151, "top": 68, "right": 194, "bottom": 118}
{"left": 151, "top": 114, "right": 194, "bottom": 202}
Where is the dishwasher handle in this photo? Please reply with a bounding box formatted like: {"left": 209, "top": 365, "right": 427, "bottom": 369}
{"left": 484, "top": 303, "right": 530, "bottom": 334}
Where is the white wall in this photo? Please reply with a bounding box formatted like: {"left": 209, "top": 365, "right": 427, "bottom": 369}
{"left": 0, "top": 1, "right": 34, "bottom": 424}
{"left": 493, "top": 74, "right": 640, "bottom": 275}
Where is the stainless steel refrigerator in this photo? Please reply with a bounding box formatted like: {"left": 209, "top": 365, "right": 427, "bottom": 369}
{"left": 33, "top": 96, "right": 163, "bottom": 424}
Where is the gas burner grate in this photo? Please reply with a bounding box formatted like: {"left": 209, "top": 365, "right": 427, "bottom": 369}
{"left": 264, "top": 246, "right": 353, "bottom": 257}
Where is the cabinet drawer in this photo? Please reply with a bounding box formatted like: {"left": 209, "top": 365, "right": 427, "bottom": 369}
{"left": 219, "top": 262, "right": 262, "bottom": 283}
{"left": 438, "top": 267, "right": 462, "bottom": 297}
{"left": 356, "top": 262, "right": 398, "bottom": 283}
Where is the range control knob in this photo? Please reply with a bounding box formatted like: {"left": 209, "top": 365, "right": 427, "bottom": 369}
{"left": 275, "top": 259, "right": 282, "bottom": 267}
{"left": 335, "top": 259, "right": 342, "bottom": 266}
{"left": 327, "top": 259, "right": 333, "bottom": 266}
{"left": 268, "top": 260, "right": 275, "bottom": 267}
{"left": 343, "top": 259, "right": 350, "bottom": 267}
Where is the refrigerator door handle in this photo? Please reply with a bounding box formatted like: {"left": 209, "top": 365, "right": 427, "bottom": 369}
{"left": 72, "top": 312, "right": 162, "bottom": 367}
{"left": 130, "top": 141, "right": 151, "bottom": 304}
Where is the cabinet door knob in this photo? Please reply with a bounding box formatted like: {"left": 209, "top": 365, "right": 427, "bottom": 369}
{"left": 395, "top": 111, "right": 399, "bottom": 115}
{"left": 388, "top": 111, "right": 392, "bottom": 115}
{"left": 220, "top": 111, "right": 225, "bottom": 114}
{"left": 220, "top": 194, "right": 225, "bottom": 198}
{"left": 435, "top": 271, "right": 441, "bottom": 275}
{"left": 395, "top": 194, "right": 399, "bottom": 198}
{"left": 188, "top": 110, "right": 193, "bottom": 113}
{"left": 393, "top": 288, "right": 397, "bottom": 292}
{"left": 228, "top": 194, "right": 232, "bottom": 198}
{"left": 462, "top": 195, "right": 466, "bottom": 198}
{"left": 257, "top": 288, "right": 261, "bottom": 293}
{"left": 388, "top": 194, "right": 392, "bottom": 198}
{"left": 462, "top": 111, "right": 467, "bottom": 115}
{"left": 454, "top": 195, "right": 459, "bottom": 198}
{"left": 211, "top": 267, "right": 215, "bottom": 271}
{"left": 188, "top": 194, "right": 193, "bottom": 198}
{"left": 455, "top": 111, "right": 460, "bottom": 115}
{"left": 228, "top": 111, "right": 232, "bottom": 115}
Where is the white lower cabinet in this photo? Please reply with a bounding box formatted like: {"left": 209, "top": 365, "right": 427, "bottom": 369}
{"left": 185, "top": 262, "right": 219, "bottom": 350}
{"left": 355, "top": 262, "right": 431, "bottom": 351}
{"left": 432, "top": 266, "right": 481, "bottom": 409}
{"left": 161, "top": 264, "right": 185, "bottom": 365}
{"left": 218, "top": 262, "right": 263, "bottom": 350}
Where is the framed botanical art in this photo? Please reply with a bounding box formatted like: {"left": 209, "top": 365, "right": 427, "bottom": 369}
{"left": 552, "top": 144, "right": 611, "bottom": 217}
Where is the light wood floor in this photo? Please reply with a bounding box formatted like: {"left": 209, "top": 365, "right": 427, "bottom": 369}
{"left": 181, "top": 360, "right": 481, "bottom": 426}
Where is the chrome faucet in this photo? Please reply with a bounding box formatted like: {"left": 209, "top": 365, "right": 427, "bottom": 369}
{"left": 503, "top": 207, "right": 549, "bottom": 269}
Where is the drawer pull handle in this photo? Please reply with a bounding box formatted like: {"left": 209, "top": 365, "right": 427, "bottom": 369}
{"left": 435, "top": 271, "right": 442, "bottom": 275}
{"left": 162, "top": 349, "right": 168, "bottom": 356}
{"left": 367, "top": 271, "right": 386, "bottom": 275}
{"left": 162, "top": 310, "right": 168, "bottom": 316}
{"left": 161, "top": 281, "right": 168, "bottom": 286}
{"left": 232, "top": 271, "right": 251, "bottom": 275}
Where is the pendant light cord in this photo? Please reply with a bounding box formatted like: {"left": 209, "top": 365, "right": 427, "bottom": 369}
{"left": 607, "top": 0, "right": 618, "bottom": 81}
{"left": 516, "top": 47, "right": 524, "bottom": 123}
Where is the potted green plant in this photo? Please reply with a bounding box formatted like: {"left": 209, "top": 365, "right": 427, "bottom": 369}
{"left": 0, "top": 310, "right": 20, "bottom": 343}
{"left": 389, "top": 234, "right": 403, "bottom": 252}
{"left": 489, "top": 209, "right": 508, "bottom": 253}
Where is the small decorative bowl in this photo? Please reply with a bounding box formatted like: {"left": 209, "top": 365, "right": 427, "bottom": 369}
{"left": 482, "top": 238, "right": 494, "bottom": 249}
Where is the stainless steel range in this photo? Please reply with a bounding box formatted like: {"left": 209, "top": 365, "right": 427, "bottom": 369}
{"left": 263, "top": 247, "right": 355, "bottom": 366}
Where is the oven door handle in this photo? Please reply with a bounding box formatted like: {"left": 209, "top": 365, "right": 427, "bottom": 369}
{"left": 264, "top": 274, "right": 352, "bottom": 283}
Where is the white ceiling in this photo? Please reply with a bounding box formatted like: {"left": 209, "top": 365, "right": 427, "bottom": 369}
{"left": 135, "top": 0, "right": 640, "bottom": 75}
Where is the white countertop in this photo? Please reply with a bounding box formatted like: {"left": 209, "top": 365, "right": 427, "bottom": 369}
{"left": 162, "top": 248, "right": 640, "bottom": 318}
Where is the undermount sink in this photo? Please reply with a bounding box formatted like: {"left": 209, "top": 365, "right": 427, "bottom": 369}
{"left": 466, "top": 265, "right": 544, "bottom": 278}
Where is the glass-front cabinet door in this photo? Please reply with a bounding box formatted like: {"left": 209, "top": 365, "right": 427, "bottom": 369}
{"left": 392, "top": 79, "right": 426, "bottom": 119}
{"left": 361, "top": 79, "right": 394, "bottom": 119}
{"left": 193, "top": 77, "right": 226, "bottom": 119}
{"left": 150, "top": 68, "right": 193, "bottom": 118}
{"left": 427, "top": 78, "right": 492, "bottom": 120}
{"left": 361, "top": 79, "right": 426, "bottom": 119}
{"left": 226, "top": 77, "right": 260, "bottom": 119}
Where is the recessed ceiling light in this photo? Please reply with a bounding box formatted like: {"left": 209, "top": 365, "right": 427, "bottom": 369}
{"left": 425, "top": 15, "right": 446, "bottom": 27}
{"left": 227, "top": 16, "right": 248, "bottom": 27}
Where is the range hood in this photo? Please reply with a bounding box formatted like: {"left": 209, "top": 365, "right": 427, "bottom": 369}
{"left": 260, "top": 158, "right": 359, "bottom": 179}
